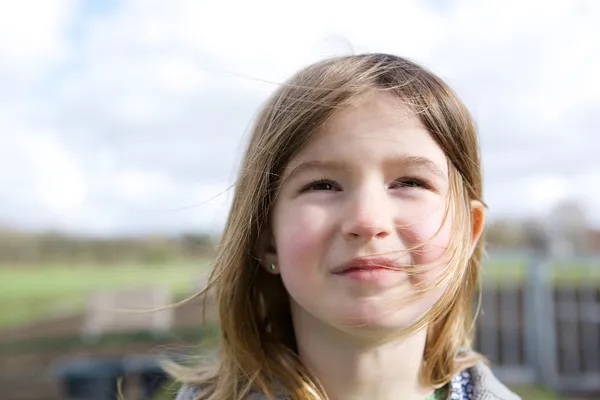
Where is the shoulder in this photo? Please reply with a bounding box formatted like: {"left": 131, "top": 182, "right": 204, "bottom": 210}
{"left": 176, "top": 384, "right": 204, "bottom": 400}
{"left": 175, "top": 384, "right": 276, "bottom": 400}
{"left": 466, "top": 362, "right": 521, "bottom": 400}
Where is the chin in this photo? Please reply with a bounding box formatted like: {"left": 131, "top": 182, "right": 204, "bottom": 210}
{"left": 332, "top": 307, "right": 424, "bottom": 335}
{"left": 291, "top": 293, "right": 436, "bottom": 340}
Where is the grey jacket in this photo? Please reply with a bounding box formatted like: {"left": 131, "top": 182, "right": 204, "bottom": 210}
{"left": 175, "top": 362, "right": 521, "bottom": 400}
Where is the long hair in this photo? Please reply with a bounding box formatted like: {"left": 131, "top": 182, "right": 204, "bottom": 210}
{"left": 167, "top": 53, "right": 486, "bottom": 399}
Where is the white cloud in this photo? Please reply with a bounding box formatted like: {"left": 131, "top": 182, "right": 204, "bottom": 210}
{"left": 0, "top": 0, "right": 75, "bottom": 87}
{"left": 0, "top": 121, "right": 87, "bottom": 230}
{"left": 28, "top": 133, "right": 88, "bottom": 211}
{"left": 1, "top": 0, "right": 599, "bottom": 234}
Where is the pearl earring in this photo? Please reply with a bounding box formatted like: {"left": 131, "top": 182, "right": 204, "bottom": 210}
{"left": 269, "top": 263, "right": 276, "bottom": 271}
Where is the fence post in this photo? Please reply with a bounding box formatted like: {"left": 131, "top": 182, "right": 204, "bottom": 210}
{"left": 524, "top": 224, "right": 558, "bottom": 389}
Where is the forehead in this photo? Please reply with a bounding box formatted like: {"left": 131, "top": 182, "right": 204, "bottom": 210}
{"left": 288, "top": 93, "right": 448, "bottom": 173}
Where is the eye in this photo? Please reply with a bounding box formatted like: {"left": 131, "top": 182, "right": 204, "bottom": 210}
{"left": 390, "top": 177, "right": 431, "bottom": 190}
{"left": 299, "top": 179, "right": 340, "bottom": 193}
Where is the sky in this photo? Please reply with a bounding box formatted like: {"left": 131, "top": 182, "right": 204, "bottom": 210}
{"left": 0, "top": 0, "right": 599, "bottom": 236}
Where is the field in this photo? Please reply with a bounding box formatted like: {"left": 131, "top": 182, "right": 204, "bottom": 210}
{"left": 1, "top": 256, "right": 599, "bottom": 329}
{"left": 482, "top": 256, "right": 600, "bottom": 285}
{"left": 0, "top": 262, "right": 210, "bottom": 328}
{"left": 1, "top": 257, "right": 598, "bottom": 400}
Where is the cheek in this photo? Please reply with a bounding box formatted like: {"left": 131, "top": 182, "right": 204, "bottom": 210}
{"left": 410, "top": 205, "right": 453, "bottom": 263}
{"left": 271, "top": 205, "right": 333, "bottom": 305}
{"left": 272, "top": 204, "right": 330, "bottom": 271}
{"left": 408, "top": 205, "right": 454, "bottom": 287}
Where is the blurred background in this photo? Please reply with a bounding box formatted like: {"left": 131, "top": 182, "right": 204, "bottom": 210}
{"left": 0, "top": 0, "right": 599, "bottom": 399}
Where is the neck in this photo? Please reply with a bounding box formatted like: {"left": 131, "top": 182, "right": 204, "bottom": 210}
{"left": 291, "top": 303, "right": 433, "bottom": 400}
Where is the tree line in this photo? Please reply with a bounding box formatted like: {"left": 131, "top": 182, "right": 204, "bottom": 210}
{"left": 0, "top": 204, "right": 597, "bottom": 266}
{"left": 0, "top": 229, "right": 216, "bottom": 265}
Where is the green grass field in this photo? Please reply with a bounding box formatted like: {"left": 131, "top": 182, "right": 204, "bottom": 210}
{"left": 0, "top": 262, "right": 210, "bottom": 328}
{"left": 0, "top": 257, "right": 598, "bottom": 329}
{"left": 2, "top": 258, "right": 596, "bottom": 400}
{"left": 483, "top": 257, "right": 600, "bottom": 286}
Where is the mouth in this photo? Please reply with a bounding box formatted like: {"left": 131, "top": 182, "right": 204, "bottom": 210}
{"left": 331, "top": 257, "right": 405, "bottom": 275}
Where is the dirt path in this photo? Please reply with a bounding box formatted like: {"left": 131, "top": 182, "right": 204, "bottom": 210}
{"left": 0, "top": 295, "right": 214, "bottom": 400}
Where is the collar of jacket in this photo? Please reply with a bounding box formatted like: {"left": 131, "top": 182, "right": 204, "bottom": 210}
{"left": 176, "top": 362, "right": 521, "bottom": 400}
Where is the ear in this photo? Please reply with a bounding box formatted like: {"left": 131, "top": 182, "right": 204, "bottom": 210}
{"left": 256, "top": 227, "right": 280, "bottom": 274}
{"left": 469, "top": 200, "right": 486, "bottom": 256}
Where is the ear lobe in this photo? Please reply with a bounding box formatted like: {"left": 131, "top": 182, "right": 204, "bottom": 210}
{"left": 469, "top": 200, "right": 486, "bottom": 256}
{"left": 256, "top": 228, "right": 279, "bottom": 273}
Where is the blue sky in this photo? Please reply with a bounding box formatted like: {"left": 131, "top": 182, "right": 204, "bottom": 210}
{"left": 1, "top": 0, "right": 599, "bottom": 236}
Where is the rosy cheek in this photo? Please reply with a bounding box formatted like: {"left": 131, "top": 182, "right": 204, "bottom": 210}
{"left": 411, "top": 220, "right": 449, "bottom": 258}
{"left": 273, "top": 210, "right": 326, "bottom": 299}
{"left": 409, "top": 209, "right": 453, "bottom": 286}
{"left": 282, "top": 231, "right": 314, "bottom": 263}
{"left": 274, "top": 206, "right": 325, "bottom": 270}
{"left": 424, "top": 224, "right": 452, "bottom": 262}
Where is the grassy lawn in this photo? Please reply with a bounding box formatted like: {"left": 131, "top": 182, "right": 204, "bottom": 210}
{"left": 482, "top": 257, "right": 600, "bottom": 286}
{"left": 0, "top": 256, "right": 598, "bottom": 329}
{"left": 0, "top": 262, "right": 210, "bottom": 328}
{"left": 2, "top": 258, "right": 596, "bottom": 400}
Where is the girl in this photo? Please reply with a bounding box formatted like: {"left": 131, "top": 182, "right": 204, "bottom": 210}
{"left": 172, "top": 53, "right": 520, "bottom": 400}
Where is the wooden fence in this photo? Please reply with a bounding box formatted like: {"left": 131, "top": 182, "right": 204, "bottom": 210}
{"left": 475, "top": 254, "right": 600, "bottom": 396}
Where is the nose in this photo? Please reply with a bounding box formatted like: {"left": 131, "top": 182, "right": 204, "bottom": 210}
{"left": 341, "top": 189, "right": 394, "bottom": 241}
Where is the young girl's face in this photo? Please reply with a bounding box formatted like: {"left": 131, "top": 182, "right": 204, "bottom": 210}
{"left": 268, "top": 93, "right": 461, "bottom": 333}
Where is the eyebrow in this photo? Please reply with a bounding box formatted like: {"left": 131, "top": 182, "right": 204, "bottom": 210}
{"left": 280, "top": 160, "right": 349, "bottom": 185}
{"left": 385, "top": 155, "right": 447, "bottom": 180}
{"left": 281, "top": 155, "right": 447, "bottom": 184}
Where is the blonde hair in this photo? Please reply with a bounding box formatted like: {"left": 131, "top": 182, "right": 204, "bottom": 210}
{"left": 168, "top": 53, "right": 487, "bottom": 399}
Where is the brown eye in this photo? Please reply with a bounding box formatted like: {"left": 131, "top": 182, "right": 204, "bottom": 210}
{"left": 390, "top": 177, "right": 430, "bottom": 190}
{"left": 299, "top": 179, "right": 340, "bottom": 192}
